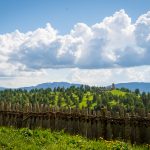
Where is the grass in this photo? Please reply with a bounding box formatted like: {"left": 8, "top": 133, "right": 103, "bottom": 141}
{"left": 108, "top": 100, "right": 118, "bottom": 107}
{"left": 111, "top": 89, "right": 126, "bottom": 96}
{"left": 0, "top": 127, "right": 149, "bottom": 150}
{"left": 79, "top": 92, "right": 93, "bottom": 109}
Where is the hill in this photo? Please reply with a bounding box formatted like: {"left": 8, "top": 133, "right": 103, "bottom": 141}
{"left": 0, "top": 82, "right": 82, "bottom": 91}
{"left": 111, "top": 89, "right": 126, "bottom": 96}
{"left": 0, "top": 87, "right": 5, "bottom": 90}
{"left": 115, "top": 82, "right": 150, "bottom": 92}
{"left": 20, "top": 82, "right": 82, "bottom": 90}
{"left": 1, "top": 82, "right": 150, "bottom": 92}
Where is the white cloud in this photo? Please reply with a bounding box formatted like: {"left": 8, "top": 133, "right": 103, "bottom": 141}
{"left": 1, "top": 66, "right": 150, "bottom": 88}
{"left": 67, "top": 66, "right": 150, "bottom": 86}
{"left": 0, "top": 10, "right": 150, "bottom": 80}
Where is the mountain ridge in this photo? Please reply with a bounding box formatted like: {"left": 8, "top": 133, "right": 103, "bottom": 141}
{"left": 114, "top": 82, "right": 150, "bottom": 92}
{"left": 0, "top": 82, "right": 82, "bottom": 91}
{"left": 0, "top": 82, "right": 150, "bottom": 92}
{"left": 20, "top": 82, "right": 82, "bottom": 90}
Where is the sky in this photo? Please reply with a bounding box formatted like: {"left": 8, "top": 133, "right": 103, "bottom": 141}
{"left": 0, "top": 0, "right": 150, "bottom": 87}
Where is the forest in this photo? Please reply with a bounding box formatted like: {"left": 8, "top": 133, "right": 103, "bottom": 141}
{"left": 0, "top": 85, "right": 150, "bottom": 113}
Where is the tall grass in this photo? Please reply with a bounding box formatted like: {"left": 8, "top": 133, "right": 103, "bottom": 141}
{"left": 0, "top": 127, "right": 148, "bottom": 150}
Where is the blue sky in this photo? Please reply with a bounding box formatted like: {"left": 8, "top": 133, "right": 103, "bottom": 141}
{"left": 0, "top": 0, "right": 150, "bottom": 34}
{"left": 0, "top": 0, "right": 150, "bottom": 87}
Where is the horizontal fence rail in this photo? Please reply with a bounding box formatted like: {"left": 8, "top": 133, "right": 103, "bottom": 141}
{"left": 0, "top": 102, "right": 150, "bottom": 144}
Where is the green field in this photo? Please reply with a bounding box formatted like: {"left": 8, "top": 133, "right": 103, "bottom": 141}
{"left": 0, "top": 127, "right": 148, "bottom": 150}
{"left": 111, "top": 89, "right": 126, "bottom": 96}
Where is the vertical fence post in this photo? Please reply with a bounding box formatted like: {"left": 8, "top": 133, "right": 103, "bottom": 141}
{"left": 67, "top": 107, "right": 72, "bottom": 134}
{"left": 146, "top": 113, "right": 150, "bottom": 144}
{"left": 0, "top": 102, "right": 4, "bottom": 126}
{"left": 86, "top": 108, "right": 92, "bottom": 139}
{"left": 106, "top": 111, "right": 112, "bottom": 140}
{"left": 101, "top": 107, "right": 107, "bottom": 140}
{"left": 15, "top": 103, "right": 23, "bottom": 128}
{"left": 130, "top": 113, "right": 136, "bottom": 145}
{"left": 138, "top": 109, "right": 147, "bottom": 144}
{"left": 7, "top": 102, "right": 12, "bottom": 126}
{"left": 35, "top": 103, "right": 40, "bottom": 128}
{"left": 124, "top": 113, "right": 130, "bottom": 142}
{"left": 96, "top": 110, "right": 103, "bottom": 139}
{"left": 91, "top": 110, "right": 97, "bottom": 139}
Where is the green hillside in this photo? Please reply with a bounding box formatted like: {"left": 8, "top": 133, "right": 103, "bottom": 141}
{"left": 0, "top": 86, "right": 149, "bottom": 112}
{"left": 111, "top": 89, "right": 126, "bottom": 96}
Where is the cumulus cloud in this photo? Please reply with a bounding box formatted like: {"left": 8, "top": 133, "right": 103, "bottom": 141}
{"left": 1, "top": 10, "right": 150, "bottom": 77}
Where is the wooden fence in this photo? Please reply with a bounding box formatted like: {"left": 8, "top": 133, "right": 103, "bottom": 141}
{"left": 0, "top": 102, "right": 150, "bottom": 144}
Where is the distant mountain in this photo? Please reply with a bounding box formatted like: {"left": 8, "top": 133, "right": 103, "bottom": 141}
{"left": 0, "top": 87, "right": 5, "bottom": 90}
{"left": 0, "top": 82, "right": 82, "bottom": 91}
{"left": 20, "top": 82, "right": 82, "bottom": 91}
{"left": 115, "top": 82, "right": 150, "bottom": 92}
{"left": 1, "top": 82, "right": 150, "bottom": 92}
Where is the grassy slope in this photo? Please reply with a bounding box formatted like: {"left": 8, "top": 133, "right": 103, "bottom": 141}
{"left": 111, "top": 89, "right": 126, "bottom": 96}
{"left": 0, "top": 127, "right": 147, "bottom": 150}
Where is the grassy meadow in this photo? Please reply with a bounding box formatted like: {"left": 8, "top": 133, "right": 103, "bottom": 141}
{"left": 0, "top": 127, "right": 149, "bottom": 150}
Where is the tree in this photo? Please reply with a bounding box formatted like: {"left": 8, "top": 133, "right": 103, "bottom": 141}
{"left": 135, "top": 89, "right": 140, "bottom": 95}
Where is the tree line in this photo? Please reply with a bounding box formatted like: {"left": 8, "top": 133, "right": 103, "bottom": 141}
{"left": 0, "top": 85, "right": 150, "bottom": 112}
